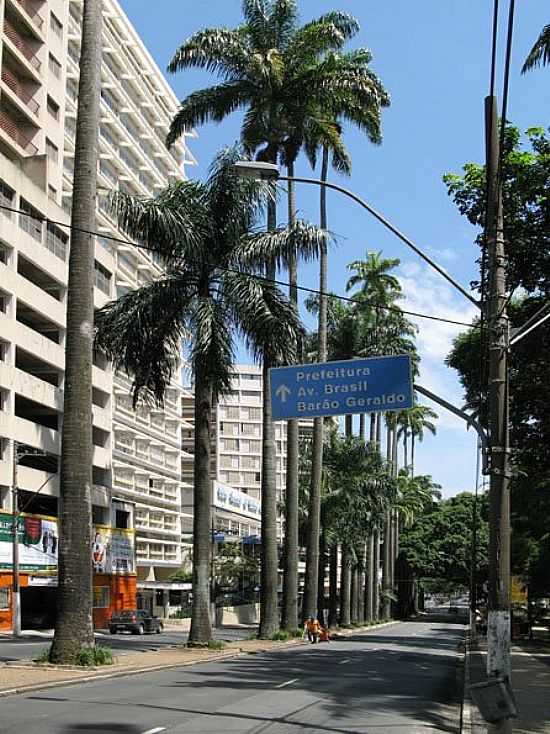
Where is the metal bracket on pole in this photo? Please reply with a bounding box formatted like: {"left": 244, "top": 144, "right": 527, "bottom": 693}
{"left": 414, "top": 384, "right": 488, "bottom": 473}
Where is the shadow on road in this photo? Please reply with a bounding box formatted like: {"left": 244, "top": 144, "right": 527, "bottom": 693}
{"left": 29, "top": 624, "right": 464, "bottom": 733}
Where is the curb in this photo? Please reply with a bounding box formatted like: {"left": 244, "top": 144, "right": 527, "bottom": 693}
{"left": 460, "top": 629, "right": 487, "bottom": 734}
{"left": 0, "top": 619, "right": 400, "bottom": 699}
{"left": 0, "top": 639, "right": 307, "bottom": 699}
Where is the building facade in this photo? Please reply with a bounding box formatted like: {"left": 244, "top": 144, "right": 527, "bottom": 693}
{"left": 0, "top": 0, "right": 193, "bottom": 628}
{"left": 182, "top": 364, "right": 312, "bottom": 542}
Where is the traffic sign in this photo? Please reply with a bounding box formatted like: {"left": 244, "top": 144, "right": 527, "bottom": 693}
{"left": 270, "top": 355, "right": 413, "bottom": 421}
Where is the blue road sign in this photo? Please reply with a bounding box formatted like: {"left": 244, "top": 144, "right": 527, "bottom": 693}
{"left": 270, "top": 355, "right": 413, "bottom": 421}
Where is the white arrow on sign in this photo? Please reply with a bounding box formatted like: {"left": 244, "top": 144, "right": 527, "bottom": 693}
{"left": 275, "top": 384, "right": 291, "bottom": 403}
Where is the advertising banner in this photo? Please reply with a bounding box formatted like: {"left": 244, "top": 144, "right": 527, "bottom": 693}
{"left": 0, "top": 514, "right": 135, "bottom": 576}
{"left": 92, "top": 526, "right": 135, "bottom": 575}
{"left": 0, "top": 512, "right": 58, "bottom": 573}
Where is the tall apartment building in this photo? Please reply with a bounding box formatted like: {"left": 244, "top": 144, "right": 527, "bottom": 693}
{"left": 182, "top": 364, "right": 311, "bottom": 542}
{"left": 0, "top": 0, "right": 194, "bottom": 628}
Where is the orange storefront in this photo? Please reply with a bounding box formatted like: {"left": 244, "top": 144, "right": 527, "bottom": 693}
{"left": 0, "top": 514, "right": 137, "bottom": 632}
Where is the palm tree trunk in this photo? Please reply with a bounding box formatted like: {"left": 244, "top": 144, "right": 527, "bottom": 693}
{"left": 339, "top": 547, "right": 351, "bottom": 626}
{"left": 188, "top": 356, "right": 213, "bottom": 644}
{"left": 369, "top": 413, "right": 376, "bottom": 443}
{"left": 391, "top": 425, "right": 399, "bottom": 603}
{"left": 350, "top": 566, "right": 358, "bottom": 623}
{"left": 303, "top": 146, "right": 329, "bottom": 621}
{"left": 328, "top": 543, "right": 338, "bottom": 628}
{"left": 381, "top": 421, "right": 392, "bottom": 619}
{"left": 50, "top": 0, "right": 102, "bottom": 664}
{"left": 376, "top": 412, "right": 382, "bottom": 448}
{"left": 365, "top": 533, "right": 374, "bottom": 622}
{"left": 373, "top": 528, "right": 380, "bottom": 620}
{"left": 317, "top": 531, "right": 326, "bottom": 625}
{"left": 411, "top": 435, "right": 416, "bottom": 476}
{"left": 259, "top": 194, "right": 279, "bottom": 638}
{"left": 281, "top": 162, "right": 299, "bottom": 631}
{"left": 345, "top": 414, "right": 353, "bottom": 437}
{"left": 359, "top": 413, "right": 366, "bottom": 440}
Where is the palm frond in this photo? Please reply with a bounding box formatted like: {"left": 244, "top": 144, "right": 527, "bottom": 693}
{"left": 108, "top": 183, "right": 206, "bottom": 265}
{"left": 94, "top": 274, "right": 194, "bottom": 406}
{"left": 167, "top": 28, "right": 250, "bottom": 79}
{"left": 232, "top": 220, "right": 329, "bottom": 270}
{"left": 268, "top": 0, "right": 298, "bottom": 49}
{"left": 522, "top": 24, "right": 550, "bottom": 73}
{"left": 221, "top": 270, "right": 303, "bottom": 364}
{"left": 167, "top": 82, "right": 255, "bottom": 147}
{"left": 191, "top": 297, "right": 235, "bottom": 398}
{"left": 242, "top": 0, "right": 271, "bottom": 50}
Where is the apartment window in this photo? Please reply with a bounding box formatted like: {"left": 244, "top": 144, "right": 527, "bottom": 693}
{"left": 50, "top": 12, "right": 63, "bottom": 40}
{"left": 241, "top": 390, "right": 261, "bottom": 399}
{"left": 46, "top": 222, "right": 68, "bottom": 260}
{"left": 222, "top": 439, "right": 238, "bottom": 451}
{"left": 92, "top": 586, "right": 110, "bottom": 608}
{"left": 48, "top": 54, "right": 62, "bottom": 79}
{"left": 46, "top": 138, "right": 58, "bottom": 163}
{"left": 19, "top": 199, "right": 43, "bottom": 242}
{"left": 241, "top": 373, "right": 261, "bottom": 382}
{"left": 0, "top": 588, "right": 9, "bottom": 611}
{"left": 224, "top": 406, "right": 239, "bottom": 419}
{"left": 94, "top": 263, "right": 112, "bottom": 296}
{"left": 0, "top": 180, "right": 15, "bottom": 219}
{"left": 47, "top": 96, "right": 60, "bottom": 120}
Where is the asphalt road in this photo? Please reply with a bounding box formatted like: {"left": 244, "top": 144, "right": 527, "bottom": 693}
{"left": 0, "top": 619, "right": 466, "bottom": 733}
{"left": 0, "top": 627, "right": 250, "bottom": 663}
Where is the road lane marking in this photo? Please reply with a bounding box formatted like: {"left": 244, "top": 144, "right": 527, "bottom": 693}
{"left": 338, "top": 658, "right": 351, "bottom": 665}
{"left": 276, "top": 678, "right": 298, "bottom": 688}
{"left": 141, "top": 728, "right": 166, "bottom": 734}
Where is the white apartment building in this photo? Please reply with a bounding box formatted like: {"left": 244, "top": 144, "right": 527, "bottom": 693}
{"left": 182, "top": 364, "right": 312, "bottom": 541}
{"left": 0, "top": 0, "right": 194, "bottom": 622}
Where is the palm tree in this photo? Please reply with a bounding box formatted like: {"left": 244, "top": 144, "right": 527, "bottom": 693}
{"left": 166, "top": 1, "right": 373, "bottom": 634}
{"left": 50, "top": 0, "right": 102, "bottom": 665}
{"left": 94, "top": 149, "right": 323, "bottom": 644}
{"left": 522, "top": 24, "right": 550, "bottom": 73}
{"left": 408, "top": 405, "right": 438, "bottom": 475}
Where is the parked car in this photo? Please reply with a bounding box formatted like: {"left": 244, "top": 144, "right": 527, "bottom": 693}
{"left": 109, "top": 609, "right": 163, "bottom": 635}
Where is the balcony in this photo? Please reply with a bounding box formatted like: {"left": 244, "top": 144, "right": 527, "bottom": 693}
{"left": 1, "top": 66, "right": 39, "bottom": 115}
{"left": 3, "top": 19, "right": 41, "bottom": 72}
{"left": 0, "top": 107, "right": 37, "bottom": 154}
{"left": 10, "top": 0, "right": 45, "bottom": 33}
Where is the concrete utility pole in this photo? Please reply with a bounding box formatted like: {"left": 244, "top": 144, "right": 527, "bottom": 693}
{"left": 485, "top": 94, "right": 512, "bottom": 734}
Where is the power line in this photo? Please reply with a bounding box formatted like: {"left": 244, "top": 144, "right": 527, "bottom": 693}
{"left": 0, "top": 202, "right": 475, "bottom": 328}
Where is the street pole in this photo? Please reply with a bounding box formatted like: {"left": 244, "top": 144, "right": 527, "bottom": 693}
{"left": 11, "top": 441, "right": 21, "bottom": 638}
{"left": 485, "top": 94, "right": 512, "bottom": 733}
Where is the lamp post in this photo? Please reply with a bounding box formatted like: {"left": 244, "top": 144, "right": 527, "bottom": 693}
{"left": 232, "top": 160, "right": 547, "bottom": 723}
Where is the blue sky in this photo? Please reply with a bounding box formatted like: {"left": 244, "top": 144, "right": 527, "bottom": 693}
{"left": 119, "top": 0, "right": 548, "bottom": 496}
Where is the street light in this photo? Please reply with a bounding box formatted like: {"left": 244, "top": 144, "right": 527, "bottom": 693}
{"left": 231, "top": 160, "right": 480, "bottom": 309}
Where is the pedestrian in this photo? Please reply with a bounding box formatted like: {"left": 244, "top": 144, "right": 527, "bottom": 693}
{"left": 319, "top": 625, "right": 330, "bottom": 642}
{"left": 305, "top": 616, "right": 321, "bottom": 644}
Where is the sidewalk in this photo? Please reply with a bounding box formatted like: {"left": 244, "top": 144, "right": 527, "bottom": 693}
{"left": 0, "top": 620, "right": 399, "bottom": 698}
{"left": 465, "top": 636, "right": 550, "bottom": 733}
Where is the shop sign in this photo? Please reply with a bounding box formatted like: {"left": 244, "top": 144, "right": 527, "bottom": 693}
{"left": 92, "top": 525, "right": 136, "bottom": 575}
{"left": 213, "top": 481, "right": 261, "bottom": 519}
{"left": 28, "top": 576, "right": 58, "bottom": 586}
{"left": 0, "top": 512, "right": 58, "bottom": 572}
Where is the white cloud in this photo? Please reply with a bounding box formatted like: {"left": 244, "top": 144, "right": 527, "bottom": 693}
{"left": 398, "top": 261, "right": 478, "bottom": 431}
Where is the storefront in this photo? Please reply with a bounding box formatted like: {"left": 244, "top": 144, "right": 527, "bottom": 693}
{"left": 0, "top": 511, "right": 137, "bottom": 631}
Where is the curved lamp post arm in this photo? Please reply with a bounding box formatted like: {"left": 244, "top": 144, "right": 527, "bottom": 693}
{"left": 414, "top": 383, "right": 488, "bottom": 473}
{"left": 277, "top": 175, "right": 481, "bottom": 311}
